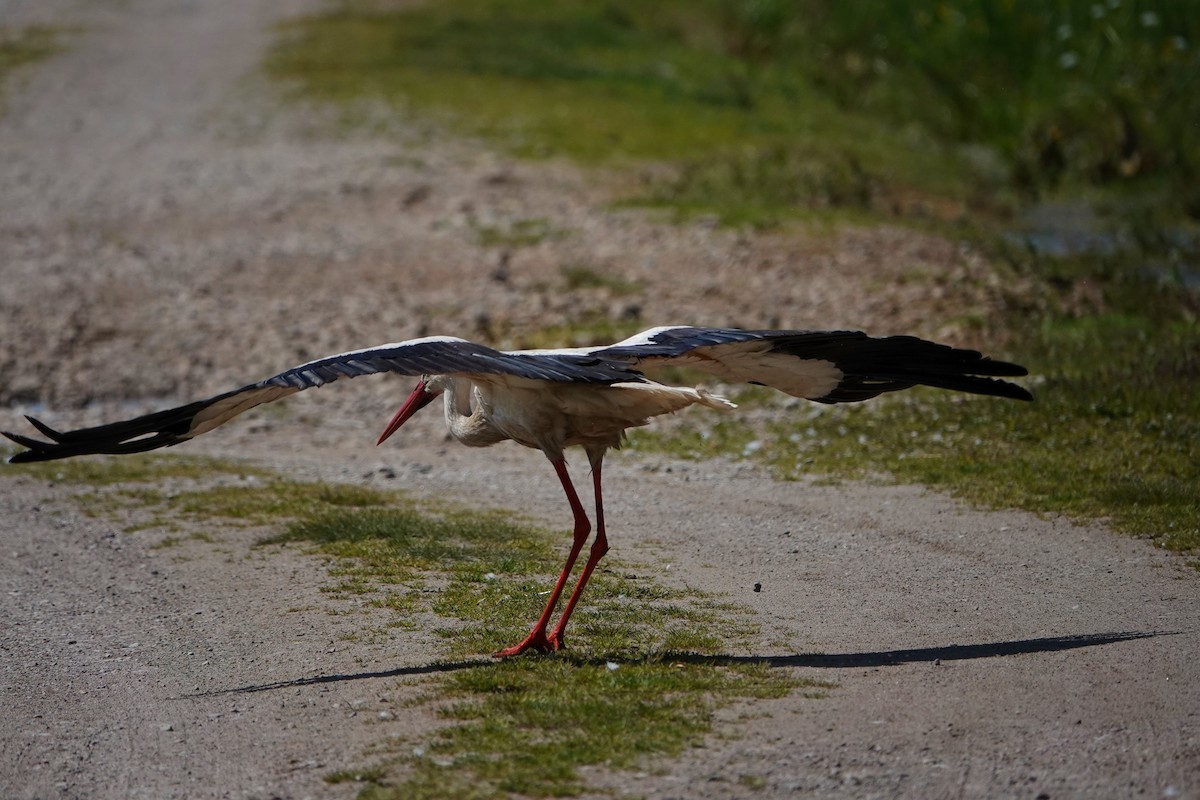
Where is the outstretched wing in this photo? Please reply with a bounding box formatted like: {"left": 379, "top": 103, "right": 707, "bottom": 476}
{"left": 3, "top": 336, "right": 640, "bottom": 463}
{"left": 584, "top": 326, "right": 1033, "bottom": 403}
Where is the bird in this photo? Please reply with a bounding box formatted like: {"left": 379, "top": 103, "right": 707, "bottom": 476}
{"left": 3, "top": 325, "right": 1032, "bottom": 656}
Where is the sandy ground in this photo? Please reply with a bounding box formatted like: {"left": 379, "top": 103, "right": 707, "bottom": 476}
{"left": 1, "top": 1, "right": 1196, "bottom": 798}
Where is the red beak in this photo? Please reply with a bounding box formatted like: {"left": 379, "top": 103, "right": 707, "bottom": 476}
{"left": 376, "top": 381, "right": 437, "bottom": 446}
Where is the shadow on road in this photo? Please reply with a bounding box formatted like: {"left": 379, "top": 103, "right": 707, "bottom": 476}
{"left": 203, "top": 630, "right": 1169, "bottom": 698}
{"left": 666, "top": 629, "right": 1171, "bottom": 669}
{"left": 204, "top": 658, "right": 495, "bottom": 697}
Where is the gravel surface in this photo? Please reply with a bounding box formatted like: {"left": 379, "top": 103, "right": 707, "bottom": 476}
{"left": 1, "top": 2, "right": 1196, "bottom": 799}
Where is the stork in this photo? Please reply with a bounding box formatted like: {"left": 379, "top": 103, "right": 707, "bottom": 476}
{"left": 3, "top": 325, "right": 1031, "bottom": 656}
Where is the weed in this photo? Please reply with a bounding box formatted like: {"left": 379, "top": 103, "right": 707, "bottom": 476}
{"left": 506, "top": 313, "right": 646, "bottom": 351}
{"left": 474, "top": 217, "right": 566, "bottom": 248}
{"left": 559, "top": 263, "right": 642, "bottom": 295}
{"left": 0, "top": 25, "right": 62, "bottom": 107}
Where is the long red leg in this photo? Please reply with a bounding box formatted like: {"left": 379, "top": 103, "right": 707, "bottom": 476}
{"left": 547, "top": 454, "right": 609, "bottom": 650}
{"left": 493, "top": 458, "right": 591, "bottom": 657}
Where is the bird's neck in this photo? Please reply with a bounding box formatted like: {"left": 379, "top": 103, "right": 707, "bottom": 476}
{"left": 440, "top": 377, "right": 474, "bottom": 421}
{"left": 441, "top": 378, "right": 506, "bottom": 447}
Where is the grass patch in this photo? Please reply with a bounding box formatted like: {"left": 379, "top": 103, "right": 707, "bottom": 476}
{"left": 266, "top": 1, "right": 1199, "bottom": 226}
{"left": 474, "top": 217, "right": 567, "bottom": 248}
{"left": 559, "top": 263, "right": 642, "bottom": 295}
{"left": 7, "top": 455, "right": 821, "bottom": 795}
{"left": 8, "top": 451, "right": 265, "bottom": 487}
{"left": 264, "top": 0, "right": 994, "bottom": 227}
{"left": 169, "top": 479, "right": 392, "bottom": 525}
{"left": 503, "top": 313, "right": 646, "bottom": 351}
{"left": 0, "top": 25, "right": 62, "bottom": 106}
{"left": 635, "top": 143, "right": 891, "bottom": 228}
{"left": 393, "top": 658, "right": 798, "bottom": 799}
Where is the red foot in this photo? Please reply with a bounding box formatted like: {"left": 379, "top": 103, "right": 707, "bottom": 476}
{"left": 493, "top": 628, "right": 562, "bottom": 658}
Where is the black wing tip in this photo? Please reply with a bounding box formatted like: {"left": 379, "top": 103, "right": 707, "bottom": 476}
{"left": 3, "top": 410, "right": 196, "bottom": 463}
{"left": 957, "top": 372, "right": 1034, "bottom": 402}
{"left": 3, "top": 427, "right": 191, "bottom": 462}
{"left": 24, "top": 414, "right": 65, "bottom": 440}
{"left": 971, "top": 357, "right": 1029, "bottom": 378}
{"left": 3, "top": 428, "right": 54, "bottom": 463}
{"left": 984, "top": 381, "right": 1034, "bottom": 402}
{"left": 826, "top": 337, "right": 1033, "bottom": 401}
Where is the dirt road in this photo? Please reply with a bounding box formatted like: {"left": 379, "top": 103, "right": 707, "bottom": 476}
{"left": 1, "top": 2, "right": 1196, "bottom": 798}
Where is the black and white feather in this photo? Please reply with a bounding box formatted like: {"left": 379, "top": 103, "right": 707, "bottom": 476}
{"left": 582, "top": 326, "right": 1032, "bottom": 403}
{"left": 3, "top": 326, "right": 1030, "bottom": 464}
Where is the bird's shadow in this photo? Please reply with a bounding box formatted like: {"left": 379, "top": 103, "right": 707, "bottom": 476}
{"left": 200, "top": 629, "right": 1168, "bottom": 698}
{"left": 665, "top": 629, "right": 1171, "bottom": 669}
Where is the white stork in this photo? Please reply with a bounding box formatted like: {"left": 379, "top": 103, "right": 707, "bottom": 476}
{"left": 3, "top": 325, "right": 1031, "bottom": 656}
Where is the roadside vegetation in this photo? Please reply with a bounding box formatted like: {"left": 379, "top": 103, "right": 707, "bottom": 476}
{"left": 267, "top": 0, "right": 1198, "bottom": 223}
{"left": 0, "top": 25, "right": 62, "bottom": 109}
{"left": 267, "top": 0, "right": 1199, "bottom": 558}
{"left": 6, "top": 451, "right": 818, "bottom": 796}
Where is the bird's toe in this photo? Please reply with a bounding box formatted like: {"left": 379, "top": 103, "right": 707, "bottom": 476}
{"left": 493, "top": 629, "right": 555, "bottom": 658}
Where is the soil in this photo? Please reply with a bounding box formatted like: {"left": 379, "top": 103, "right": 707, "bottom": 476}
{"left": 1, "top": 1, "right": 1196, "bottom": 799}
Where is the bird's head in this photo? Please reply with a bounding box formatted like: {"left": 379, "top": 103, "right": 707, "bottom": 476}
{"left": 376, "top": 375, "right": 446, "bottom": 446}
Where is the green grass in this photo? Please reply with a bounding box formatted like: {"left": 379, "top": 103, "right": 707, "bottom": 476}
{"left": 5, "top": 455, "right": 821, "bottom": 796}
{"left": 266, "top": 0, "right": 1200, "bottom": 226}
{"left": 503, "top": 313, "right": 647, "bottom": 351}
{"left": 474, "top": 217, "right": 567, "bottom": 248}
{"left": 265, "top": 0, "right": 993, "bottom": 227}
{"left": 559, "top": 263, "right": 642, "bottom": 295}
{"left": 170, "top": 479, "right": 392, "bottom": 525}
{"left": 8, "top": 451, "right": 266, "bottom": 486}
{"left": 389, "top": 658, "right": 798, "bottom": 799}
{"left": 0, "top": 25, "right": 62, "bottom": 106}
